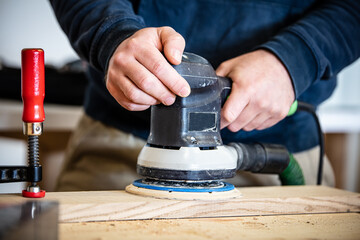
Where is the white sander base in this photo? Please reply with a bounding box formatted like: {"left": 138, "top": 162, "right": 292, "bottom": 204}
{"left": 137, "top": 145, "right": 238, "bottom": 171}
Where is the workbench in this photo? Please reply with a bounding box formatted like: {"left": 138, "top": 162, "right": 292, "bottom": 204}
{"left": 0, "top": 186, "right": 359, "bottom": 239}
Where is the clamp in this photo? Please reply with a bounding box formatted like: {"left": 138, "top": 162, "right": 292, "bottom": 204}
{"left": 0, "top": 49, "right": 46, "bottom": 198}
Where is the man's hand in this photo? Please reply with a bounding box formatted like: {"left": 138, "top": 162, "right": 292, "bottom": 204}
{"left": 106, "top": 27, "right": 191, "bottom": 111}
{"left": 216, "top": 50, "right": 295, "bottom": 132}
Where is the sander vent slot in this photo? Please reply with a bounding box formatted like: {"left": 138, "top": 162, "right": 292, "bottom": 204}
{"left": 199, "top": 146, "right": 217, "bottom": 150}
{"left": 147, "top": 144, "right": 181, "bottom": 150}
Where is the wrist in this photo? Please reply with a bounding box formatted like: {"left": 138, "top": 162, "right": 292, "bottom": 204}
{"left": 257, "top": 49, "right": 295, "bottom": 102}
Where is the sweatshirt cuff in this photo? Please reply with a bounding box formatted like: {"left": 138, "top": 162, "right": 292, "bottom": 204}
{"left": 258, "top": 30, "right": 319, "bottom": 99}
{"left": 94, "top": 18, "right": 145, "bottom": 73}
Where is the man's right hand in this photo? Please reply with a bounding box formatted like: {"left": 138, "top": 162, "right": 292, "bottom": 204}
{"left": 106, "top": 27, "right": 191, "bottom": 111}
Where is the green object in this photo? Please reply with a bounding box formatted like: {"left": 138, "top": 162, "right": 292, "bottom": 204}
{"left": 287, "top": 100, "right": 298, "bottom": 116}
{"left": 279, "top": 101, "right": 302, "bottom": 185}
{"left": 279, "top": 154, "right": 305, "bottom": 185}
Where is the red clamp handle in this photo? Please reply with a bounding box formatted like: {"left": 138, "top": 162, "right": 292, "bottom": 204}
{"left": 21, "top": 49, "right": 45, "bottom": 123}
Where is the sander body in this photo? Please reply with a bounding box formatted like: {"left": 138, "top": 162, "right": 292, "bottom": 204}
{"left": 126, "top": 53, "right": 295, "bottom": 199}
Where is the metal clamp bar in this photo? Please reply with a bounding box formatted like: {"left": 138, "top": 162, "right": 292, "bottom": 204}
{"left": 0, "top": 166, "right": 42, "bottom": 183}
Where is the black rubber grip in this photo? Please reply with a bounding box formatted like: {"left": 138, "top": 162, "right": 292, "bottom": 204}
{"left": 229, "top": 143, "right": 290, "bottom": 174}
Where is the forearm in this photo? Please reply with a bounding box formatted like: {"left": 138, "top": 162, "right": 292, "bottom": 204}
{"left": 259, "top": 0, "right": 360, "bottom": 98}
{"left": 50, "top": 0, "right": 145, "bottom": 72}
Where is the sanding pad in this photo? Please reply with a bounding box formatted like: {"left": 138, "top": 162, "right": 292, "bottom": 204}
{"left": 125, "top": 179, "right": 241, "bottom": 200}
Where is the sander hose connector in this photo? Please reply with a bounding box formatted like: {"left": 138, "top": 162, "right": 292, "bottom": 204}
{"left": 229, "top": 142, "right": 290, "bottom": 174}
{"left": 229, "top": 142, "right": 305, "bottom": 185}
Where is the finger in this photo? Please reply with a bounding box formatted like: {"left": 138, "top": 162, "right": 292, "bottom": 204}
{"left": 252, "top": 103, "right": 289, "bottom": 130}
{"left": 216, "top": 61, "right": 232, "bottom": 77}
{"left": 225, "top": 103, "right": 260, "bottom": 132}
{"left": 118, "top": 74, "right": 160, "bottom": 106}
{"left": 107, "top": 60, "right": 160, "bottom": 106}
{"left": 159, "top": 27, "right": 186, "bottom": 65}
{"left": 220, "top": 85, "right": 248, "bottom": 130}
{"left": 110, "top": 86, "right": 152, "bottom": 111}
{"left": 135, "top": 45, "right": 191, "bottom": 98}
{"left": 242, "top": 113, "right": 271, "bottom": 131}
{"left": 256, "top": 117, "right": 280, "bottom": 130}
{"left": 122, "top": 58, "right": 176, "bottom": 106}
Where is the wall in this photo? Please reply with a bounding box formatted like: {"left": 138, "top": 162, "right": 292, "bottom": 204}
{"left": 0, "top": 0, "right": 78, "bottom": 68}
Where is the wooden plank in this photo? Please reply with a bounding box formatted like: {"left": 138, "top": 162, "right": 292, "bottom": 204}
{"left": 0, "top": 186, "right": 359, "bottom": 223}
{"left": 59, "top": 213, "right": 360, "bottom": 240}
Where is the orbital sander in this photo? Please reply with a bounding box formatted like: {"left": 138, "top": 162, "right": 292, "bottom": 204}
{"left": 125, "top": 52, "right": 303, "bottom": 200}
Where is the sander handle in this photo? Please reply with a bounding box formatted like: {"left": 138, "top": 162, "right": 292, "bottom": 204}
{"left": 218, "top": 76, "right": 232, "bottom": 107}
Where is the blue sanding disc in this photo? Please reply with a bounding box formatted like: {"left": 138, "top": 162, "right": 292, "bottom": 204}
{"left": 132, "top": 179, "right": 235, "bottom": 193}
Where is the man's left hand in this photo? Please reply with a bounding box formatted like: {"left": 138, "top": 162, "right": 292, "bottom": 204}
{"left": 216, "top": 49, "right": 295, "bottom": 132}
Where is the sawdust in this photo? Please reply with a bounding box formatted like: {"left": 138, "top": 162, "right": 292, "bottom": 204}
{"left": 59, "top": 213, "right": 360, "bottom": 240}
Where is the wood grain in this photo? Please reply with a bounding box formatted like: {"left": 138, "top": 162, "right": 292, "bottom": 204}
{"left": 59, "top": 213, "right": 360, "bottom": 240}
{"left": 0, "top": 186, "right": 359, "bottom": 223}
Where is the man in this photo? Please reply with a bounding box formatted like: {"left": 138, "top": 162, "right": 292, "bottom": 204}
{"left": 50, "top": 0, "right": 360, "bottom": 190}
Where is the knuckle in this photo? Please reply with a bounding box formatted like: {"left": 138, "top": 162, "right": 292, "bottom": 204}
{"left": 151, "top": 60, "right": 164, "bottom": 76}
{"left": 256, "top": 100, "right": 268, "bottom": 111}
{"left": 160, "top": 26, "right": 174, "bottom": 32}
{"left": 158, "top": 91, "right": 171, "bottom": 102}
{"left": 223, "top": 109, "right": 236, "bottom": 124}
{"left": 217, "top": 62, "right": 226, "bottom": 71}
{"left": 244, "top": 121, "right": 257, "bottom": 131}
{"left": 270, "top": 107, "right": 284, "bottom": 119}
{"left": 170, "top": 34, "right": 185, "bottom": 44}
{"left": 228, "top": 124, "right": 241, "bottom": 132}
{"left": 243, "top": 126, "right": 254, "bottom": 132}
{"left": 126, "top": 88, "right": 141, "bottom": 103}
{"left": 106, "top": 67, "right": 115, "bottom": 79}
{"left": 105, "top": 79, "right": 115, "bottom": 94}
{"left": 137, "top": 76, "right": 153, "bottom": 92}
{"left": 255, "top": 125, "right": 265, "bottom": 131}
{"left": 112, "top": 53, "right": 127, "bottom": 67}
{"left": 127, "top": 104, "right": 138, "bottom": 111}
{"left": 167, "top": 78, "right": 182, "bottom": 92}
{"left": 123, "top": 102, "right": 138, "bottom": 111}
{"left": 148, "top": 98, "right": 159, "bottom": 105}
{"left": 126, "top": 37, "right": 141, "bottom": 51}
{"left": 248, "top": 121, "right": 258, "bottom": 129}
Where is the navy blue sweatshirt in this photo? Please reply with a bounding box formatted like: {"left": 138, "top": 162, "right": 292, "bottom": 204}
{"left": 50, "top": 0, "right": 360, "bottom": 153}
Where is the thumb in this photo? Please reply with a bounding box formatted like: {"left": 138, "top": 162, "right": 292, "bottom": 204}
{"left": 159, "top": 27, "right": 185, "bottom": 65}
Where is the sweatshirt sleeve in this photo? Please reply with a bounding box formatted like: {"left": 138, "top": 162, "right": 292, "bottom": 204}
{"left": 259, "top": 0, "right": 360, "bottom": 99}
{"left": 50, "top": 0, "right": 145, "bottom": 72}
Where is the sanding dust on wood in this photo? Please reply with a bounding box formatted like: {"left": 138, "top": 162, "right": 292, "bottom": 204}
{"left": 59, "top": 213, "right": 360, "bottom": 240}
{"left": 1, "top": 186, "right": 359, "bottom": 223}
{"left": 125, "top": 184, "right": 242, "bottom": 200}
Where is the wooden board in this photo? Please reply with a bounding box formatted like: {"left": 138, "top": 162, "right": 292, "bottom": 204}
{"left": 59, "top": 213, "right": 360, "bottom": 240}
{"left": 0, "top": 186, "right": 359, "bottom": 223}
